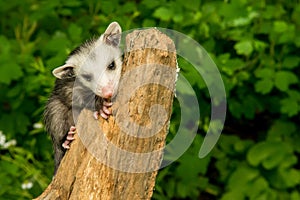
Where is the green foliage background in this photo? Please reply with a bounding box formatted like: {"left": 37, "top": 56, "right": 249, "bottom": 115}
{"left": 0, "top": 0, "right": 299, "bottom": 199}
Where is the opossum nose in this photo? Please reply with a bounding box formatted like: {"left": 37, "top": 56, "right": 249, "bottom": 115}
{"left": 102, "top": 87, "right": 113, "bottom": 98}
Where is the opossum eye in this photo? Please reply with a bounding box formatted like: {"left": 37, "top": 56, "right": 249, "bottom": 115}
{"left": 107, "top": 61, "right": 116, "bottom": 70}
{"left": 82, "top": 74, "right": 92, "bottom": 81}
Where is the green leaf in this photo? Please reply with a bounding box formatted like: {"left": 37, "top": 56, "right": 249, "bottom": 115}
{"left": 273, "top": 21, "right": 288, "bottom": 32}
{"left": 0, "top": 36, "right": 24, "bottom": 84}
{"left": 68, "top": 23, "right": 82, "bottom": 42}
{"left": 234, "top": 140, "right": 253, "bottom": 153}
{"left": 234, "top": 40, "right": 253, "bottom": 56}
{"left": 141, "top": 0, "right": 161, "bottom": 9}
{"left": 254, "top": 68, "right": 275, "bottom": 79}
{"left": 280, "top": 98, "right": 299, "bottom": 117}
{"left": 282, "top": 56, "right": 300, "bottom": 69}
{"left": 0, "top": 160, "right": 19, "bottom": 175}
{"left": 267, "top": 120, "right": 296, "bottom": 141}
{"left": 121, "top": 2, "right": 136, "bottom": 13}
{"left": 142, "top": 19, "right": 156, "bottom": 27}
{"left": 219, "top": 2, "right": 247, "bottom": 21}
{"left": 269, "top": 168, "right": 300, "bottom": 189}
{"left": 291, "top": 191, "right": 300, "bottom": 200}
{"left": 0, "top": 61, "right": 23, "bottom": 84}
{"left": 287, "top": 90, "right": 300, "bottom": 101}
{"left": 274, "top": 71, "right": 298, "bottom": 91}
{"left": 247, "top": 141, "right": 292, "bottom": 169}
{"left": 295, "top": 35, "right": 300, "bottom": 47}
{"left": 241, "top": 95, "right": 262, "bottom": 119}
{"left": 0, "top": 35, "right": 11, "bottom": 54}
{"left": 279, "top": 155, "right": 298, "bottom": 169}
{"left": 262, "top": 5, "right": 285, "bottom": 19}
{"left": 221, "top": 191, "right": 244, "bottom": 200}
{"left": 173, "top": 14, "right": 183, "bottom": 23}
{"left": 246, "top": 177, "right": 269, "bottom": 198}
{"left": 220, "top": 57, "right": 244, "bottom": 76}
{"left": 278, "top": 25, "right": 296, "bottom": 44}
{"left": 262, "top": 149, "right": 286, "bottom": 169}
{"left": 45, "top": 31, "right": 70, "bottom": 53}
{"left": 100, "top": 1, "right": 115, "bottom": 14}
{"left": 153, "top": 7, "right": 173, "bottom": 21}
{"left": 227, "top": 166, "right": 259, "bottom": 190}
{"left": 176, "top": 74, "right": 198, "bottom": 96}
{"left": 253, "top": 40, "right": 268, "bottom": 52}
{"left": 229, "top": 100, "right": 243, "bottom": 118}
{"left": 62, "top": 0, "right": 81, "bottom": 7}
{"left": 255, "top": 79, "right": 273, "bottom": 94}
{"left": 181, "top": 0, "right": 200, "bottom": 11}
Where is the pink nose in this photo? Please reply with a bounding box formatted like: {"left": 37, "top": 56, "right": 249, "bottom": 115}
{"left": 102, "top": 87, "right": 113, "bottom": 98}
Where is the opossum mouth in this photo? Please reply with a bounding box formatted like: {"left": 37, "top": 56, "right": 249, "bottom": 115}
{"left": 99, "top": 94, "right": 114, "bottom": 99}
{"left": 94, "top": 95, "right": 110, "bottom": 102}
{"left": 103, "top": 97, "right": 112, "bottom": 101}
{"left": 95, "top": 94, "right": 113, "bottom": 101}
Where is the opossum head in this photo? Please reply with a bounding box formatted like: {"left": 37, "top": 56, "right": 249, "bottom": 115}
{"left": 52, "top": 22, "right": 122, "bottom": 99}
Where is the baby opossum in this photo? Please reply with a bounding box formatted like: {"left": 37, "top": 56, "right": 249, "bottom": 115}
{"left": 44, "top": 22, "right": 122, "bottom": 174}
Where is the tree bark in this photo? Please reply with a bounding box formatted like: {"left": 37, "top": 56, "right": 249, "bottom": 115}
{"left": 35, "top": 28, "right": 177, "bottom": 200}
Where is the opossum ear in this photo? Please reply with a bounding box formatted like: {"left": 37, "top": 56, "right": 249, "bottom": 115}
{"left": 100, "top": 22, "right": 122, "bottom": 47}
{"left": 52, "top": 64, "right": 75, "bottom": 79}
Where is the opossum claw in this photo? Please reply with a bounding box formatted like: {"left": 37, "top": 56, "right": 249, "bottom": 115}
{"left": 103, "top": 106, "right": 112, "bottom": 115}
{"left": 69, "top": 126, "right": 76, "bottom": 131}
{"left": 94, "top": 109, "right": 109, "bottom": 119}
{"left": 93, "top": 111, "right": 99, "bottom": 119}
{"left": 103, "top": 101, "right": 113, "bottom": 107}
{"left": 100, "top": 109, "right": 109, "bottom": 119}
{"left": 62, "top": 142, "right": 70, "bottom": 149}
{"left": 94, "top": 101, "right": 112, "bottom": 120}
{"left": 62, "top": 126, "right": 76, "bottom": 149}
{"left": 67, "top": 134, "right": 75, "bottom": 140}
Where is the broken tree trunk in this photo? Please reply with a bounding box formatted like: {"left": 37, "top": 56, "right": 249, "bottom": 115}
{"left": 35, "top": 28, "right": 177, "bottom": 200}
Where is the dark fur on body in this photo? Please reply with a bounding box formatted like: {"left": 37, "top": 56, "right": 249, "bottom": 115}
{"left": 44, "top": 68, "right": 102, "bottom": 174}
{"left": 43, "top": 22, "right": 122, "bottom": 174}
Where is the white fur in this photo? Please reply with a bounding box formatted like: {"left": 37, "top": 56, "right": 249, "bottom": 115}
{"left": 52, "top": 22, "right": 122, "bottom": 98}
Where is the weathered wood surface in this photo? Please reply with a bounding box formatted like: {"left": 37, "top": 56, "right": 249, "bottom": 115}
{"left": 35, "top": 28, "right": 177, "bottom": 200}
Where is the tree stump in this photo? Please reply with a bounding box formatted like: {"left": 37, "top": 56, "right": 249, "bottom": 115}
{"left": 35, "top": 28, "right": 177, "bottom": 200}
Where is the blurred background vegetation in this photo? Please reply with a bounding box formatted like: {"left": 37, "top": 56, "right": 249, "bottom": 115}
{"left": 0, "top": 0, "right": 300, "bottom": 199}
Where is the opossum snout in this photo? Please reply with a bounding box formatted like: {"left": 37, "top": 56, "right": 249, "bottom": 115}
{"left": 102, "top": 89, "right": 113, "bottom": 98}
{"left": 97, "top": 85, "right": 114, "bottom": 98}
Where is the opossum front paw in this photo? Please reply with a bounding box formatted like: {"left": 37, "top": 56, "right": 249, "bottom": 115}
{"left": 62, "top": 126, "right": 76, "bottom": 149}
{"left": 93, "top": 100, "right": 113, "bottom": 120}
